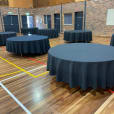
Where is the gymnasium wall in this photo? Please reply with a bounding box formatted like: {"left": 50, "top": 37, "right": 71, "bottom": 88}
{"left": 0, "top": 0, "right": 114, "bottom": 36}
{"left": 0, "top": 7, "right": 34, "bottom": 32}
{"left": 33, "top": 0, "right": 114, "bottom": 36}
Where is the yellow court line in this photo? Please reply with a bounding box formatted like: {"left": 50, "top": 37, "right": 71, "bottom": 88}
{"left": 0, "top": 56, "right": 49, "bottom": 78}
{"left": 0, "top": 71, "right": 21, "bottom": 77}
{"left": 34, "top": 71, "right": 49, "bottom": 78}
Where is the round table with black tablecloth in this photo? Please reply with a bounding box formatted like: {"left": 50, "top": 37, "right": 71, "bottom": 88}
{"left": 110, "top": 34, "right": 114, "bottom": 46}
{"left": 21, "top": 28, "right": 38, "bottom": 35}
{"left": 64, "top": 30, "right": 92, "bottom": 43}
{"left": 36, "top": 29, "right": 59, "bottom": 38}
{"left": 6, "top": 35, "right": 50, "bottom": 55}
{"left": 0, "top": 32, "right": 16, "bottom": 46}
{"left": 47, "top": 43, "right": 114, "bottom": 90}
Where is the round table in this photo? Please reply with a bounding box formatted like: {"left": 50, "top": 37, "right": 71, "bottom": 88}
{"left": 110, "top": 34, "right": 114, "bottom": 46}
{"left": 47, "top": 43, "right": 114, "bottom": 90}
{"left": 37, "top": 29, "right": 59, "bottom": 38}
{"left": 0, "top": 32, "right": 16, "bottom": 46}
{"left": 64, "top": 30, "right": 92, "bottom": 43}
{"left": 6, "top": 35, "right": 50, "bottom": 55}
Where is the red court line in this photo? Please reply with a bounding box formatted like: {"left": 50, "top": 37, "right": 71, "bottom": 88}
{"left": 24, "top": 56, "right": 46, "bottom": 65}
{"left": 0, "top": 47, "right": 45, "bottom": 66}
{"left": 108, "top": 89, "right": 114, "bottom": 94}
{"left": 28, "top": 61, "right": 38, "bottom": 65}
{"left": 35, "top": 57, "right": 48, "bottom": 61}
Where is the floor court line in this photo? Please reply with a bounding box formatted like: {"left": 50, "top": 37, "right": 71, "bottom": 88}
{"left": 1, "top": 47, "right": 47, "bottom": 65}
{"left": 0, "top": 82, "right": 31, "bottom": 114}
{"left": 34, "top": 71, "right": 49, "bottom": 78}
{"left": 0, "top": 70, "right": 21, "bottom": 77}
{"left": 0, "top": 56, "right": 46, "bottom": 78}
{"left": 1, "top": 56, "right": 113, "bottom": 92}
{"left": 0, "top": 65, "right": 47, "bottom": 114}
{"left": 24, "top": 56, "right": 46, "bottom": 65}
{"left": 1, "top": 65, "right": 47, "bottom": 82}
{"left": 0, "top": 47, "right": 46, "bottom": 65}
{"left": 108, "top": 89, "right": 114, "bottom": 94}
{"left": 0, "top": 45, "right": 49, "bottom": 113}
{"left": 94, "top": 94, "right": 114, "bottom": 114}
{"left": 0, "top": 56, "right": 49, "bottom": 78}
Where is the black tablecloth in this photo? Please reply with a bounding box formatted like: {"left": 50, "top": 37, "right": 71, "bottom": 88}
{"left": 64, "top": 30, "right": 92, "bottom": 43}
{"left": 6, "top": 35, "right": 50, "bottom": 55}
{"left": 110, "top": 34, "right": 114, "bottom": 46}
{"left": 47, "top": 43, "right": 114, "bottom": 90}
{"left": 21, "top": 28, "right": 38, "bottom": 35}
{"left": 0, "top": 32, "right": 16, "bottom": 46}
{"left": 36, "top": 29, "right": 59, "bottom": 38}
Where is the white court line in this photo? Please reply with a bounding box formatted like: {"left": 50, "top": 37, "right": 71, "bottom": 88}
{"left": 95, "top": 94, "right": 114, "bottom": 114}
{"left": 0, "top": 82, "right": 31, "bottom": 114}
{"left": 0, "top": 65, "right": 47, "bottom": 114}
{"left": 1, "top": 65, "right": 47, "bottom": 82}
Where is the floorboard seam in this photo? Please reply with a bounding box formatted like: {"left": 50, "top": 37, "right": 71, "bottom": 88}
{"left": 0, "top": 82, "right": 31, "bottom": 114}
{"left": 94, "top": 94, "right": 114, "bottom": 114}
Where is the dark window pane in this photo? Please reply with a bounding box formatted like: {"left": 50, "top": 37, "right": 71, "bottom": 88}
{"left": 44, "top": 15, "right": 47, "bottom": 24}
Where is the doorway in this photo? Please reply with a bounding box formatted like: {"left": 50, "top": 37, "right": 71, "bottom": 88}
{"left": 74, "top": 12, "right": 83, "bottom": 30}
{"left": 47, "top": 15, "right": 51, "bottom": 29}
{"left": 54, "top": 14, "right": 60, "bottom": 33}
{"left": 3, "top": 15, "right": 19, "bottom": 32}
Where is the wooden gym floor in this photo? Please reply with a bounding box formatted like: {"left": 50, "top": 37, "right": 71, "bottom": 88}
{"left": 0, "top": 35, "right": 114, "bottom": 114}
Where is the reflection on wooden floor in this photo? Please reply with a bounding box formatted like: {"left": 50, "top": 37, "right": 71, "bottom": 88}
{"left": 0, "top": 35, "right": 113, "bottom": 114}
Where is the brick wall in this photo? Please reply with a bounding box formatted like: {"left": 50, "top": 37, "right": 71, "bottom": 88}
{"left": 0, "top": 0, "right": 114, "bottom": 36}
{"left": 33, "top": 0, "right": 114, "bottom": 36}
{"left": 0, "top": 6, "right": 34, "bottom": 32}
{"left": 86, "top": 0, "right": 114, "bottom": 36}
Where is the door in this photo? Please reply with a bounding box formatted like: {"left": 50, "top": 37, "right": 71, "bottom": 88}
{"left": 75, "top": 12, "right": 83, "bottom": 30}
{"left": 21, "top": 15, "right": 28, "bottom": 28}
{"left": 47, "top": 15, "right": 51, "bottom": 29}
{"left": 21, "top": 15, "right": 34, "bottom": 28}
{"left": 35, "top": 15, "right": 44, "bottom": 29}
{"left": 54, "top": 14, "right": 60, "bottom": 33}
{"left": 3, "top": 15, "right": 19, "bottom": 32}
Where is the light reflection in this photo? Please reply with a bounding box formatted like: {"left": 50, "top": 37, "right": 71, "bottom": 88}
{"left": 32, "top": 88, "right": 43, "bottom": 103}
{"left": 28, "top": 34, "right": 32, "bottom": 36}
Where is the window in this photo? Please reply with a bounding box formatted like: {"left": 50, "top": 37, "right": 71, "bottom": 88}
{"left": 44, "top": 15, "right": 47, "bottom": 24}
{"left": 64, "top": 13, "right": 72, "bottom": 25}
